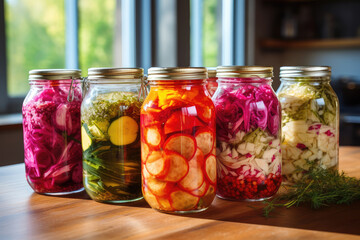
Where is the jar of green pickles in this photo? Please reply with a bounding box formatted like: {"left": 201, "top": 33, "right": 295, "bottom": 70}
{"left": 277, "top": 66, "right": 339, "bottom": 184}
{"left": 81, "top": 68, "right": 147, "bottom": 202}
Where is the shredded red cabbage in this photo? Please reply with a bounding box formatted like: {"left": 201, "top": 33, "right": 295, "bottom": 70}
{"left": 214, "top": 84, "right": 280, "bottom": 140}
{"left": 23, "top": 83, "right": 83, "bottom": 193}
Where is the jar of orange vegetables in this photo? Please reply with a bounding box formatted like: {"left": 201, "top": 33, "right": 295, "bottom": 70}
{"left": 141, "top": 67, "right": 216, "bottom": 213}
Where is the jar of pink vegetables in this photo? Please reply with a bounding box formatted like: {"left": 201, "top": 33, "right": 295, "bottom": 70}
{"left": 22, "top": 69, "right": 83, "bottom": 194}
{"left": 213, "top": 66, "right": 282, "bottom": 201}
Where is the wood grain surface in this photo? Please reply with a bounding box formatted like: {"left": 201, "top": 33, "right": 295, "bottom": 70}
{"left": 1, "top": 146, "right": 360, "bottom": 240}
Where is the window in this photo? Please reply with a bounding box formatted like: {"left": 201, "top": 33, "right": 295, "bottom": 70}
{"left": 78, "top": 0, "right": 116, "bottom": 75}
{"left": 5, "top": 0, "right": 65, "bottom": 97}
{"left": 203, "top": 0, "right": 220, "bottom": 67}
{"left": 0, "top": 0, "right": 246, "bottom": 114}
{"left": 190, "top": 0, "right": 245, "bottom": 67}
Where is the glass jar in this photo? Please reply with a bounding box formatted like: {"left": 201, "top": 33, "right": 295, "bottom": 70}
{"left": 81, "top": 68, "right": 146, "bottom": 203}
{"left": 206, "top": 67, "right": 218, "bottom": 96}
{"left": 22, "top": 69, "right": 83, "bottom": 194}
{"left": 277, "top": 66, "right": 339, "bottom": 184}
{"left": 213, "top": 66, "right": 282, "bottom": 201}
{"left": 141, "top": 67, "right": 216, "bottom": 213}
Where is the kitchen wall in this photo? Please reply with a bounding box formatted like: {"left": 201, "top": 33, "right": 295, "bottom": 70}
{"left": 253, "top": 0, "right": 360, "bottom": 90}
{"left": 0, "top": 127, "right": 24, "bottom": 166}
{"left": 251, "top": 0, "right": 360, "bottom": 145}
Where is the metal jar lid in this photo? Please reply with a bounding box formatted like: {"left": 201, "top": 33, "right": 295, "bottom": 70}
{"left": 280, "top": 66, "right": 331, "bottom": 78}
{"left": 29, "top": 69, "right": 81, "bottom": 81}
{"left": 216, "top": 66, "right": 273, "bottom": 78}
{"left": 87, "top": 67, "right": 144, "bottom": 80}
{"left": 147, "top": 67, "right": 207, "bottom": 81}
{"left": 207, "top": 67, "right": 217, "bottom": 78}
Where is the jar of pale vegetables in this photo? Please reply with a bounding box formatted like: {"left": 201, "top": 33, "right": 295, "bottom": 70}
{"left": 277, "top": 66, "right": 339, "bottom": 184}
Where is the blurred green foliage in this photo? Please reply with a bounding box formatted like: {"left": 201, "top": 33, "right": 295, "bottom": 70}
{"left": 78, "top": 0, "right": 115, "bottom": 76}
{"left": 5, "top": 0, "right": 65, "bottom": 97}
{"left": 203, "top": 0, "right": 218, "bottom": 67}
{"left": 5, "top": 0, "right": 217, "bottom": 97}
{"left": 5, "top": 0, "right": 115, "bottom": 97}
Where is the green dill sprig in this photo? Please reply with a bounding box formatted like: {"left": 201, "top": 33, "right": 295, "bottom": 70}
{"left": 263, "top": 168, "right": 360, "bottom": 217}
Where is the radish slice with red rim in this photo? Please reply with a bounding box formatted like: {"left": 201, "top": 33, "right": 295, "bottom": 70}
{"left": 204, "top": 154, "right": 217, "bottom": 185}
{"left": 145, "top": 125, "right": 162, "bottom": 147}
{"left": 195, "top": 128, "right": 214, "bottom": 156}
{"left": 179, "top": 148, "right": 204, "bottom": 191}
{"left": 164, "top": 134, "right": 196, "bottom": 160}
{"left": 170, "top": 190, "right": 199, "bottom": 211}
{"left": 145, "top": 151, "right": 169, "bottom": 177}
{"left": 190, "top": 180, "right": 208, "bottom": 197}
{"left": 146, "top": 177, "right": 173, "bottom": 197}
{"left": 162, "top": 151, "right": 189, "bottom": 182}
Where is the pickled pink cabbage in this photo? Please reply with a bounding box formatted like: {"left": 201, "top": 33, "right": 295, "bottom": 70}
{"left": 23, "top": 83, "right": 83, "bottom": 193}
{"left": 214, "top": 84, "right": 280, "bottom": 141}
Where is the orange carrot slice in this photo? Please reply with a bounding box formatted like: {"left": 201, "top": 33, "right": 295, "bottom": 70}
{"left": 164, "top": 134, "right": 196, "bottom": 160}
{"left": 196, "top": 105, "right": 212, "bottom": 123}
{"left": 164, "top": 110, "right": 203, "bottom": 135}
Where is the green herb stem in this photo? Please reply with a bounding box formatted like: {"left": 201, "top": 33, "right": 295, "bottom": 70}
{"left": 263, "top": 168, "right": 360, "bottom": 217}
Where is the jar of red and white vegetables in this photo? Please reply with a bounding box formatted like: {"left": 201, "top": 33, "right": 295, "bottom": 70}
{"left": 213, "top": 66, "right": 282, "bottom": 201}
{"left": 141, "top": 67, "right": 216, "bottom": 213}
{"left": 206, "top": 67, "right": 218, "bottom": 96}
{"left": 23, "top": 69, "right": 83, "bottom": 194}
{"left": 277, "top": 66, "right": 339, "bottom": 184}
{"left": 81, "top": 68, "right": 147, "bottom": 203}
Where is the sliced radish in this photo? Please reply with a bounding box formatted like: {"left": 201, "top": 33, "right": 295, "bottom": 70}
{"left": 157, "top": 197, "right": 173, "bottom": 211}
{"left": 204, "top": 154, "right": 217, "bottom": 184}
{"left": 141, "top": 142, "right": 150, "bottom": 163}
{"left": 143, "top": 185, "right": 160, "bottom": 209}
{"left": 201, "top": 184, "right": 216, "bottom": 207}
{"left": 145, "top": 151, "right": 169, "bottom": 177}
{"left": 145, "top": 125, "right": 162, "bottom": 147}
{"left": 170, "top": 190, "right": 199, "bottom": 211}
{"left": 163, "top": 151, "right": 189, "bottom": 182}
{"left": 164, "top": 134, "right": 196, "bottom": 160}
{"left": 146, "top": 177, "right": 173, "bottom": 197}
{"left": 191, "top": 181, "right": 208, "bottom": 197}
{"left": 195, "top": 128, "right": 214, "bottom": 156}
{"left": 142, "top": 165, "right": 151, "bottom": 180}
{"left": 164, "top": 111, "right": 203, "bottom": 135}
{"left": 179, "top": 148, "right": 204, "bottom": 191}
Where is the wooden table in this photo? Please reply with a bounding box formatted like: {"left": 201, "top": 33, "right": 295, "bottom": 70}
{"left": 1, "top": 147, "right": 360, "bottom": 240}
